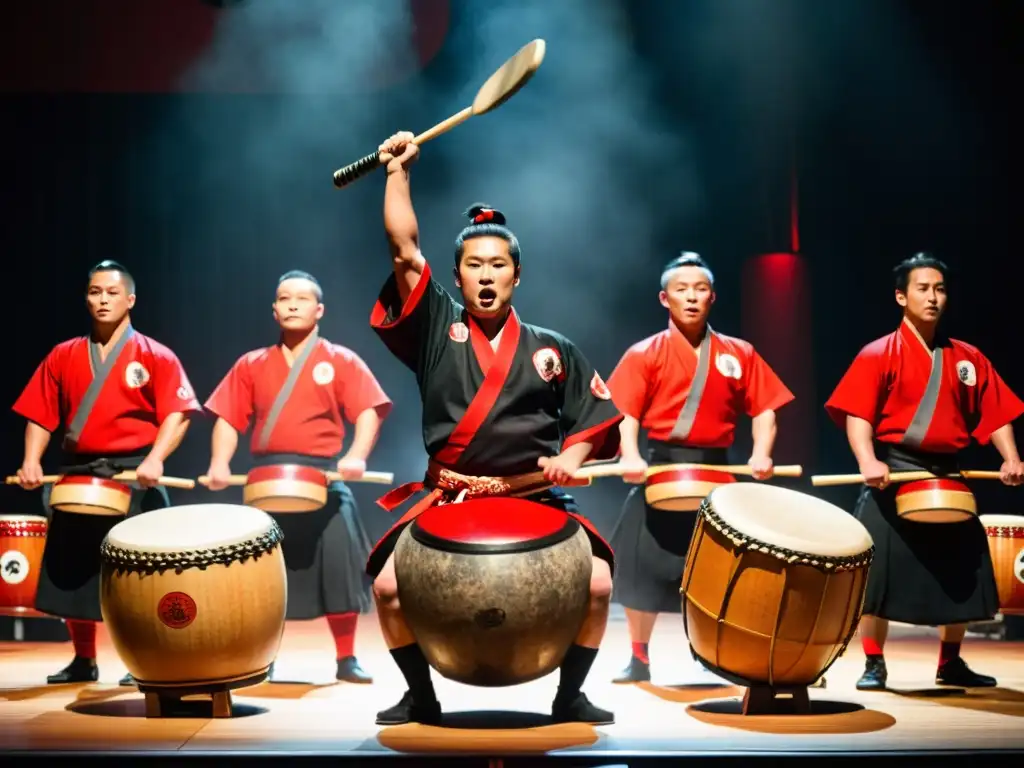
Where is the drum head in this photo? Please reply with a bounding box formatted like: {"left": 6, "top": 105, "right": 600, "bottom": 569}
{"left": 411, "top": 497, "right": 579, "bottom": 555}
{"left": 105, "top": 504, "right": 276, "bottom": 552}
{"left": 706, "top": 483, "right": 873, "bottom": 557}
{"left": 979, "top": 514, "right": 1024, "bottom": 529}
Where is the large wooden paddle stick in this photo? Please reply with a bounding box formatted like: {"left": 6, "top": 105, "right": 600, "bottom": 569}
{"left": 4, "top": 472, "right": 196, "bottom": 490}
{"left": 574, "top": 462, "right": 804, "bottom": 482}
{"left": 332, "top": 39, "right": 546, "bottom": 188}
{"left": 811, "top": 470, "right": 1001, "bottom": 487}
{"left": 197, "top": 471, "right": 395, "bottom": 487}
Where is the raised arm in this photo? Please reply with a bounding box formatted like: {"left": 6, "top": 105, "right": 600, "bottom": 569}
{"left": 379, "top": 131, "right": 427, "bottom": 302}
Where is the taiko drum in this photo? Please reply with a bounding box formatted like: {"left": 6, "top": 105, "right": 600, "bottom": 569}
{"left": 100, "top": 504, "right": 287, "bottom": 693}
{"left": 0, "top": 515, "right": 47, "bottom": 617}
{"left": 895, "top": 478, "right": 977, "bottom": 523}
{"left": 645, "top": 466, "right": 736, "bottom": 512}
{"left": 50, "top": 475, "right": 132, "bottom": 516}
{"left": 243, "top": 464, "right": 329, "bottom": 513}
{"left": 393, "top": 497, "right": 592, "bottom": 687}
{"left": 681, "top": 483, "right": 874, "bottom": 688}
{"left": 979, "top": 514, "right": 1024, "bottom": 616}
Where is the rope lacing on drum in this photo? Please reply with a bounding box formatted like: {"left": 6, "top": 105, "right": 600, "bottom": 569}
{"left": 99, "top": 522, "right": 284, "bottom": 574}
{"left": 698, "top": 499, "right": 874, "bottom": 573}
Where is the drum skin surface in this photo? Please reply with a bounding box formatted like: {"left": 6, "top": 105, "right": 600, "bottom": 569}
{"left": 0, "top": 515, "right": 48, "bottom": 617}
{"left": 895, "top": 478, "right": 976, "bottom": 524}
{"left": 681, "top": 484, "right": 874, "bottom": 688}
{"left": 980, "top": 514, "right": 1024, "bottom": 616}
{"left": 50, "top": 475, "right": 132, "bottom": 516}
{"left": 244, "top": 464, "right": 328, "bottom": 514}
{"left": 394, "top": 497, "right": 592, "bottom": 687}
{"left": 645, "top": 467, "right": 736, "bottom": 512}
{"left": 99, "top": 504, "right": 287, "bottom": 689}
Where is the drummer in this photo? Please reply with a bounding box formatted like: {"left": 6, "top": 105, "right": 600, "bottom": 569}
{"left": 12, "top": 260, "right": 202, "bottom": 685}
{"left": 605, "top": 253, "right": 795, "bottom": 684}
{"left": 825, "top": 252, "right": 1024, "bottom": 690}
{"left": 203, "top": 270, "right": 392, "bottom": 685}
{"left": 365, "top": 133, "right": 622, "bottom": 726}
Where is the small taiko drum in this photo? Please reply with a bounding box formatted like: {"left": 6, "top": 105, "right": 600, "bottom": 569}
{"left": 979, "top": 514, "right": 1024, "bottom": 616}
{"left": 681, "top": 483, "right": 874, "bottom": 689}
{"left": 645, "top": 465, "right": 736, "bottom": 512}
{"left": 895, "top": 478, "right": 977, "bottom": 523}
{"left": 0, "top": 515, "right": 47, "bottom": 617}
{"left": 50, "top": 475, "right": 132, "bottom": 516}
{"left": 393, "top": 497, "right": 593, "bottom": 687}
{"left": 99, "top": 504, "right": 286, "bottom": 714}
{"left": 243, "top": 464, "right": 329, "bottom": 513}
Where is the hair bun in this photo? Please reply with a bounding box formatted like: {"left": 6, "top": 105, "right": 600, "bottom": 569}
{"left": 465, "top": 203, "right": 506, "bottom": 226}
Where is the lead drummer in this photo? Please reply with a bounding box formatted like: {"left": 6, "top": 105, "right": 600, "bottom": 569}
{"left": 605, "top": 253, "right": 795, "bottom": 684}
{"left": 365, "top": 133, "right": 622, "bottom": 726}
{"left": 204, "top": 270, "right": 391, "bottom": 684}
{"left": 12, "top": 261, "right": 202, "bottom": 686}
{"left": 825, "top": 252, "right": 1024, "bottom": 690}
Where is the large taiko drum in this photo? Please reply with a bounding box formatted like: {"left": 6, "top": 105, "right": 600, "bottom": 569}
{"left": 99, "top": 504, "right": 287, "bottom": 703}
{"left": 681, "top": 483, "right": 874, "bottom": 688}
{"left": 243, "top": 464, "right": 329, "bottom": 513}
{"left": 0, "top": 515, "right": 47, "bottom": 617}
{"left": 645, "top": 465, "right": 736, "bottom": 512}
{"left": 979, "top": 514, "right": 1024, "bottom": 616}
{"left": 393, "top": 497, "right": 593, "bottom": 687}
{"left": 50, "top": 475, "right": 132, "bottom": 516}
{"left": 895, "top": 478, "right": 977, "bottom": 523}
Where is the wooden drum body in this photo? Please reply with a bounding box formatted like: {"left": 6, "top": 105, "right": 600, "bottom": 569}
{"left": 979, "top": 514, "right": 1024, "bottom": 616}
{"left": 681, "top": 484, "right": 874, "bottom": 688}
{"left": 0, "top": 515, "right": 47, "bottom": 616}
{"left": 895, "top": 478, "right": 976, "bottom": 524}
{"left": 394, "top": 497, "right": 592, "bottom": 687}
{"left": 645, "top": 466, "right": 736, "bottom": 512}
{"left": 243, "top": 464, "right": 328, "bottom": 513}
{"left": 50, "top": 475, "right": 132, "bottom": 516}
{"left": 99, "top": 504, "right": 287, "bottom": 694}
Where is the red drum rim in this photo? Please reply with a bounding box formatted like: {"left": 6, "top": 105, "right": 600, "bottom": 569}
{"left": 54, "top": 475, "right": 131, "bottom": 493}
{"left": 896, "top": 478, "right": 971, "bottom": 496}
{"left": 646, "top": 468, "right": 736, "bottom": 486}
{"left": 247, "top": 464, "right": 328, "bottom": 487}
{"left": 411, "top": 497, "right": 580, "bottom": 555}
{"left": 0, "top": 518, "right": 48, "bottom": 536}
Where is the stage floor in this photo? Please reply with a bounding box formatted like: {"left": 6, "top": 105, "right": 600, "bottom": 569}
{"left": 1, "top": 611, "right": 1022, "bottom": 760}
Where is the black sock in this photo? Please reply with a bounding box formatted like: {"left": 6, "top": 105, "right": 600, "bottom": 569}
{"left": 389, "top": 644, "right": 437, "bottom": 705}
{"left": 556, "top": 644, "right": 598, "bottom": 703}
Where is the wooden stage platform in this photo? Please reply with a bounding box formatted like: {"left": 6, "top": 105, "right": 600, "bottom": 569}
{"left": 2, "top": 610, "right": 1022, "bottom": 766}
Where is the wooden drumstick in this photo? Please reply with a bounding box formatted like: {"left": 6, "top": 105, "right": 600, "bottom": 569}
{"left": 332, "top": 39, "right": 546, "bottom": 188}
{"left": 4, "top": 472, "right": 195, "bottom": 490}
{"left": 810, "top": 470, "right": 1003, "bottom": 487}
{"left": 197, "top": 471, "right": 396, "bottom": 487}
{"left": 573, "top": 462, "right": 804, "bottom": 481}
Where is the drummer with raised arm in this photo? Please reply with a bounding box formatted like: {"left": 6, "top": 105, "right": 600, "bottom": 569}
{"left": 12, "top": 261, "right": 201, "bottom": 685}
{"left": 825, "top": 252, "right": 1024, "bottom": 690}
{"left": 204, "top": 270, "right": 392, "bottom": 684}
{"left": 606, "top": 253, "right": 795, "bottom": 684}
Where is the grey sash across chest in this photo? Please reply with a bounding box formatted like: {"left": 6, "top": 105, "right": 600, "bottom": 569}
{"left": 256, "top": 330, "right": 320, "bottom": 452}
{"left": 901, "top": 344, "right": 944, "bottom": 448}
{"left": 64, "top": 325, "right": 137, "bottom": 447}
{"left": 668, "top": 326, "right": 714, "bottom": 443}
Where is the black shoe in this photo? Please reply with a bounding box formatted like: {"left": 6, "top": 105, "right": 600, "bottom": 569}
{"left": 856, "top": 657, "right": 887, "bottom": 691}
{"left": 552, "top": 692, "right": 614, "bottom": 725}
{"left": 46, "top": 656, "right": 98, "bottom": 684}
{"left": 336, "top": 656, "right": 373, "bottom": 684}
{"left": 936, "top": 657, "right": 996, "bottom": 687}
{"left": 612, "top": 656, "right": 651, "bottom": 684}
{"left": 119, "top": 673, "right": 136, "bottom": 687}
{"left": 375, "top": 690, "right": 442, "bottom": 725}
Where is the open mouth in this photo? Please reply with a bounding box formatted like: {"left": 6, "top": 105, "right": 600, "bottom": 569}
{"left": 479, "top": 288, "right": 497, "bottom": 307}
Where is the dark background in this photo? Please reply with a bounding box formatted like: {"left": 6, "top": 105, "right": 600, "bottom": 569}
{"left": 0, "top": 0, "right": 1018, "bottom": 545}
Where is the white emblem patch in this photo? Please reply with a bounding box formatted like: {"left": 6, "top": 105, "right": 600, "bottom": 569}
{"left": 449, "top": 322, "right": 469, "bottom": 343}
{"left": 124, "top": 362, "right": 150, "bottom": 389}
{"left": 176, "top": 385, "right": 193, "bottom": 401}
{"left": 956, "top": 360, "right": 977, "bottom": 387}
{"left": 312, "top": 361, "right": 335, "bottom": 386}
{"left": 716, "top": 353, "right": 742, "bottom": 380}
{"left": 0, "top": 550, "right": 30, "bottom": 585}
{"left": 1015, "top": 549, "right": 1024, "bottom": 586}
{"left": 532, "top": 348, "right": 564, "bottom": 383}
{"left": 590, "top": 371, "right": 612, "bottom": 400}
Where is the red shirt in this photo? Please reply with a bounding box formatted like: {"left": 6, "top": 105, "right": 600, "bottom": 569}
{"left": 205, "top": 337, "right": 392, "bottom": 458}
{"left": 13, "top": 331, "right": 201, "bottom": 454}
{"left": 825, "top": 319, "right": 1024, "bottom": 451}
{"left": 607, "top": 323, "right": 794, "bottom": 448}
